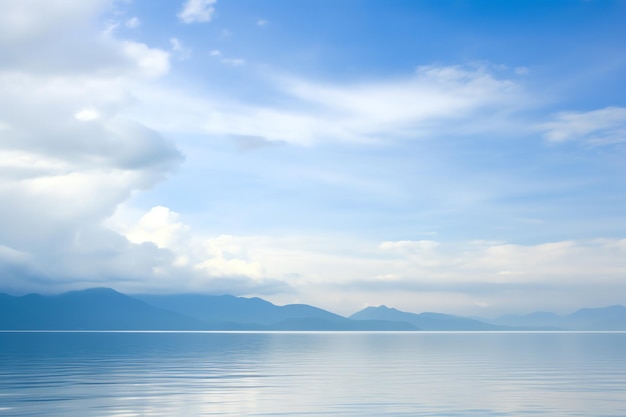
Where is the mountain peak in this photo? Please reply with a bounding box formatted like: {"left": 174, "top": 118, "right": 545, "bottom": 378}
{"left": 364, "top": 305, "right": 399, "bottom": 312}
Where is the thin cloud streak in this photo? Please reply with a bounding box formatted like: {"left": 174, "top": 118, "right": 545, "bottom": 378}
{"left": 131, "top": 64, "right": 529, "bottom": 146}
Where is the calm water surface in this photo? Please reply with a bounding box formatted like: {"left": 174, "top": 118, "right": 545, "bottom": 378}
{"left": 1, "top": 332, "right": 625, "bottom": 416}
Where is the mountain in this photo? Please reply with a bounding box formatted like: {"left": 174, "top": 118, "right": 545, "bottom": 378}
{"left": 0, "top": 288, "right": 415, "bottom": 331}
{"left": 489, "top": 305, "right": 626, "bottom": 330}
{"left": 135, "top": 294, "right": 415, "bottom": 330}
{"left": 2, "top": 288, "right": 623, "bottom": 331}
{"left": 136, "top": 294, "right": 342, "bottom": 326}
{"left": 0, "top": 288, "right": 209, "bottom": 330}
{"left": 563, "top": 305, "right": 626, "bottom": 330}
{"left": 350, "top": 305, "right": 508, "bottom": 331}
{"left": 490, "top": 311, "right": 562, "bottom": 328}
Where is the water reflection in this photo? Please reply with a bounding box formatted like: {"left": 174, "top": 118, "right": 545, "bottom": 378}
{"left": 1, "top": 332, "right": 625, "bottom": 416}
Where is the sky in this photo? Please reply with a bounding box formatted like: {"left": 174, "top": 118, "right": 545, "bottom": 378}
{"left": 1, "top": 0, "right": 626, "bottom": 317}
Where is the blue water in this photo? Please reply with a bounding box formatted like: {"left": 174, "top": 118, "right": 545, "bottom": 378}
{"left": 1, "top": 332, "right": 625, "bottom": 416}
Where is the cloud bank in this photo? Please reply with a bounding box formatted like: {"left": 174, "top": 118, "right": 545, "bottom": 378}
{"left": 0, "top": 0, "right": 278, "bottom": 296}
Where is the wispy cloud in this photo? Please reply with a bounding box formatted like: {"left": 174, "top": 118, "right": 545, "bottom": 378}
{"left": 541, "top": 106, "right": 626, "bottom": 145}
{"left": 178, "top": 0, "right": 217, "bottom": 24}
{"left": 131, "top": 64, "right": 526, "bottom": 146}
{"left": 170, "top": 37, "right": 191, "bottom": 60}
{"left": 208, "top": 49, "right": 244, "bottom": 66}
{"left": 125, "top": 17, "right": 140, "bottom": 29}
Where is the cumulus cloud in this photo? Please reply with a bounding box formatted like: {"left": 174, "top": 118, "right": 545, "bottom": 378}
{"left": 0, "top": 0, "right": 187, "bottom": 294}
{"left": 120, "top": 40, "right": 170, "bottom": 78}
{"left": 178, "top": 0, "right": 217, "bottom": 24}
{"left": 110, "top": 206, "right": 288, "bottom": 294}
{"left": 541, "top": 106, "right": 626, "bottom": 145}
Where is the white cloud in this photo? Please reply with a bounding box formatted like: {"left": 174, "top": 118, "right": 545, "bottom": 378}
{"left": 129, "top": 64, "right": 526, "bottom": 147}
{"left": 380, "top": 240, "right": 440, "bottom": 252}
{"left": 125, "top": 17, "right": 140, "bottom": 29}
{"left": 208, "top": 49, "right": 245, "bottom": 66}
{"left": 0, "top": 0, "right": 109, "bottom": 45}
{"left": 112, "top": 206, "right": 280, "bottom": 292}
{"left": 515, "top": 66, "right": 529, "bottom": 75}
{"left": 107, "top": 208, "right": 626, "bottom": 315}
{"left": 74, "top": 108, "right": 100, "bottom": 121}
{"left": 178, "top": 0, "right": 217, "bottom": 24}
{"left": 220, "top": 57, "right": 245, "bottom": 66}
{"left": 281, "top": 65, "right": 521, "bottom": 138}
{"left": 257, "top": 19, "right": 268, "bottom": 27}
{"left": 541, "top": 106, "right": 626, "bottom": 144}
{"left": 170, "top": 37, "right": 192, "bottom": 60}
{"left": 120, "top": 40, "right": 170, "bottom": 78}
{"left": 126, "top": 206, "right": 189, "bottom": 250}
{"left": 0, "top": 0, "right": 186, "bottom": 295}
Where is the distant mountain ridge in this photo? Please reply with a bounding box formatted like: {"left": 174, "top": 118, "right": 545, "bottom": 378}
{"left": 135, "top": 293, "right": 415, "bottom": 331}
{"left": 0, "top": 288, "right": 208, "bottom": 330}
{"left": 350, "top": 305, "right": 510, "bottom": 331}
{"left": 0, "top": 288, "right": 414, "bottom": 331}
{"left": 1, "top": 288, "right": 624, "bottom": 331}
{"left": 135, "top": 294, "right": 343, "bottom": 325}
{"left": 489, "top": 305, "right": 626, "bottom": 330}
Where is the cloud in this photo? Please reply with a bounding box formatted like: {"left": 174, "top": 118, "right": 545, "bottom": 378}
{"left": 106, "top": 213, "right": 626, "bottom": 316}
{"left": 0, "top": 0, "right": 109, "bottom": 45}
{"left": 279, "top": 65, "right": 522, "bottom": 140}
{"left": 130, "top": 64, "right": 526, "bottom": 147}
{"left": 178, "top": 0, "right": 217, "bottom": 24}
{"left": 170, "top": 37, "right": 192, "bottom": 60}
{"left": 125, "top": 17, "right": 140, "bottom": 29}
{"left": 257, "top": 19, "right": 268, "bottom": 27}
{"left": 541, "top": 106, "right": 626, "bottom": 144}
{"left": 231, "top": 135, "right": 284, "bottom": 151}
{"left": 221, "top": 58, "right": 245, "bottom": 66}
{"left": 208, "top": 49, "right": 245, "bottom": 66}
{"left": 0, "top": 0, "right": 188, "bottom": 294}
{"left": 110, "top": 206, "right": 289, "bottom": 294}
{"left": 120, "top": 40, "right": 170, "bottom": 78}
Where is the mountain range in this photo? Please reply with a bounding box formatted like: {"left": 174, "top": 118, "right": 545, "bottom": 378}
{"left": 0, "top": 287, "right": 624, "bottom": 331}
{"left": 486, "top": 305, "right": 626, "bottom": 331}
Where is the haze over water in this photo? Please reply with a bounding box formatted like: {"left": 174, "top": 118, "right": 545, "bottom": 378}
{"left": 2, "top": 332, "right": 625, "bottom": 416}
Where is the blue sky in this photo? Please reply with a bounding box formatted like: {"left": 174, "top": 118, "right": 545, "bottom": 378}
{"left": 1, "top": 0, "right": 626, "bottom": 316}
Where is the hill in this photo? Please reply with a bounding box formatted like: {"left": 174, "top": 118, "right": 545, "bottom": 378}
{"left": 350, "top": 305, "right": 509, "bottom": 331}
{"left": 136, "top": 294, "right": 415, "bottom": 330}
{"left": 491, "top": 305, "right": 626, "bottom": 330}
{"left": 0, "top": 288, "right": 415, "bottom": 331}
{"left": 0, "top": 288, "right": 208, "bottom": 330}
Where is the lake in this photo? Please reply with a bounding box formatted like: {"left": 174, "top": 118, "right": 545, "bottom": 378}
{"left": 1, "top": 332, "right": 625, "bottom": 416}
